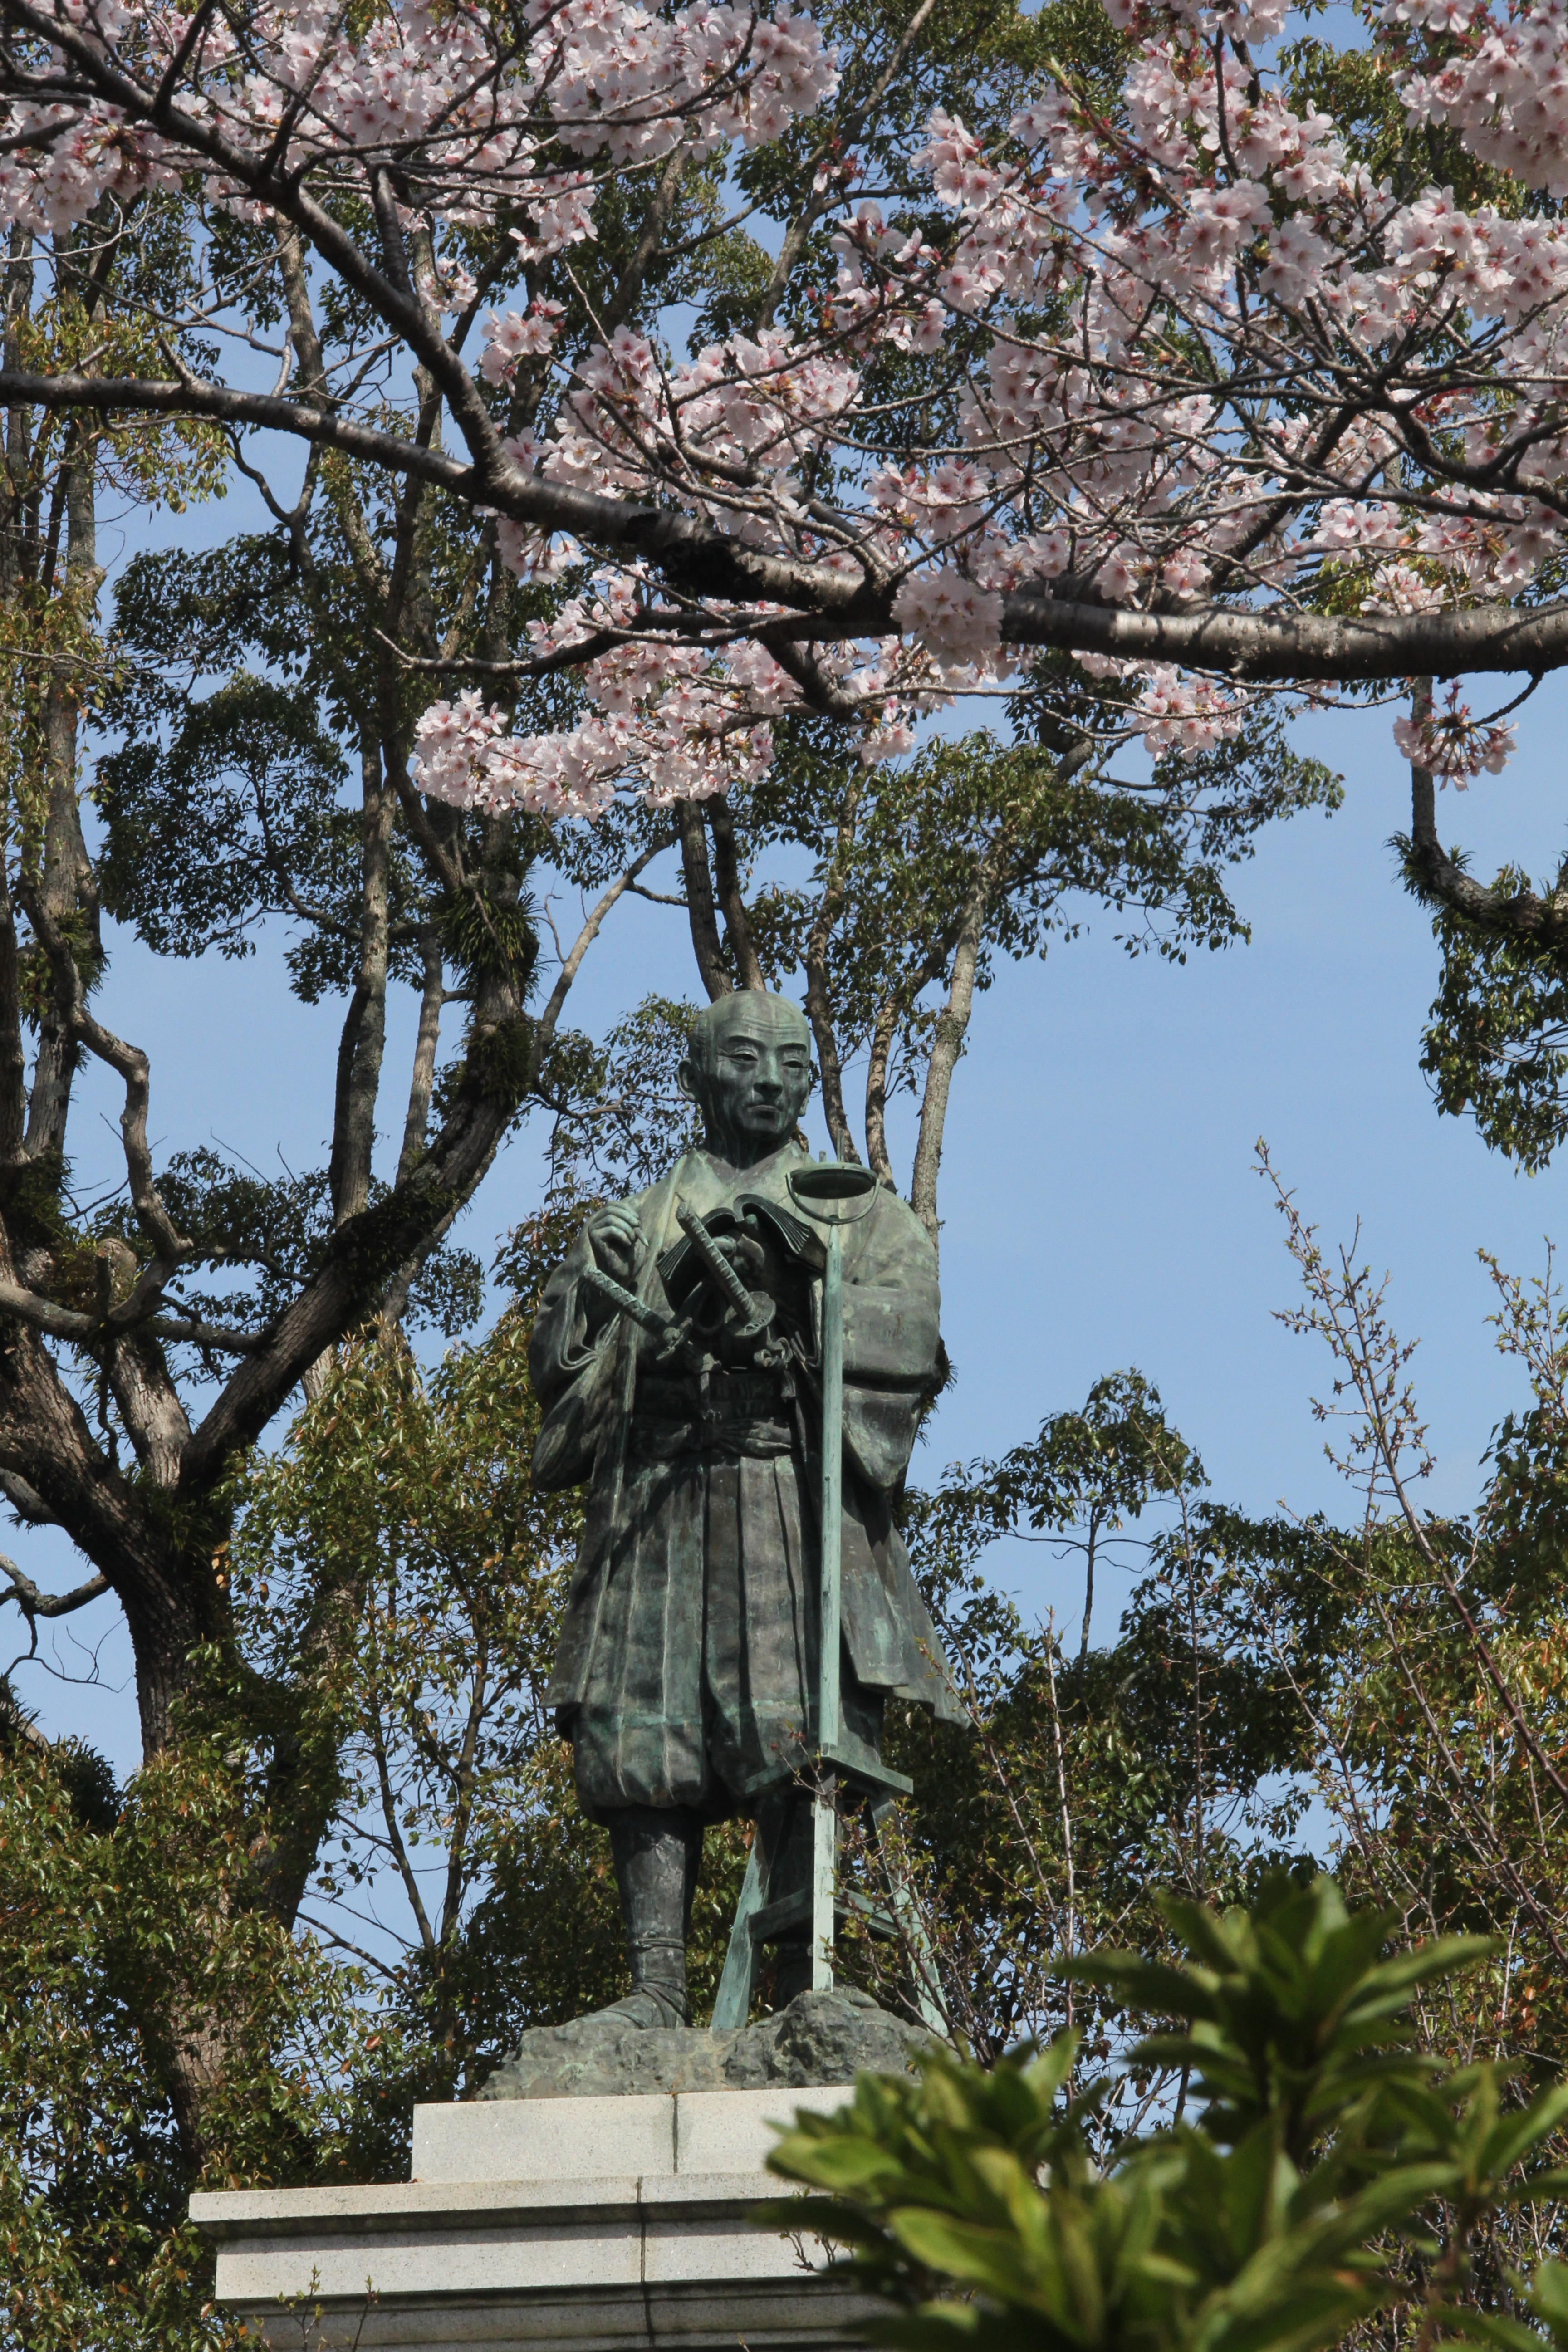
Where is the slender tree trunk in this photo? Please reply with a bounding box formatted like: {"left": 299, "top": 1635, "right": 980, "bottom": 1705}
{"left": 863, "top": 996, "right": 900, "bottom": 1187}
{"left": 803, "top": 774, "right": 861, "bottom": 1159}
{"left": 0, "top": 848, "right": 23, "bottom": 1164}
{"left": 907, "top": 787, "right": 1049, "bottom": 1244}
{"left": 0, "top": 229, "right": 31, "bottom": 595}
{"left": 1080, "top": 1510, "right": 1099, "bottom": 1661}
{"left": 398, "top": 929, "right": 445, "bottom": 1181}
{"left": 24, "top": 442, "right": 100, "bottom": 1161}
{"left": 677, "top": 801, "right": 729, "bottom": 999}
{"left": 707, "top": 799, "right": 765, "bottom": 988}
{"left": 908, "top": 892, "right": 986, "bottom": 1250}
{"left": 328, "top": 744, "right": 394, "bottom": 1222}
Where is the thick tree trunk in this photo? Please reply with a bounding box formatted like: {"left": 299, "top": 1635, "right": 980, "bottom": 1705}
{"left": 0, "top": 1303, "right": 216, "bottom": 1754}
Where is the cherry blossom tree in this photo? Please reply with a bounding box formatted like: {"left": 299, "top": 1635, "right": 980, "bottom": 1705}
{"left": 0, "top": 0, "right": 1566, "bottom": 791}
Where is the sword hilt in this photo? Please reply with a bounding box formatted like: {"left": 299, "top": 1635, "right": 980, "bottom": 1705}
{"left": 581, "top": 1263, "right": 670, "bottom": 1335}
{"left": 582, "top": 1264, "right": 702, "bottom": 1366}
{"left": 675, "top": 1203, "right": 775, "bottom": 1341}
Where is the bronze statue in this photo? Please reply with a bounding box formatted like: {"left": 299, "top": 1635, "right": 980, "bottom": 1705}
{"left": 529, "top": 990, "right": 960, "bottom": 2028}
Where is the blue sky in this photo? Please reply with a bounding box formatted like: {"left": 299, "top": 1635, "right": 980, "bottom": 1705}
{"left": 11, "top": 479, "right": 1568, "bottom": 1778}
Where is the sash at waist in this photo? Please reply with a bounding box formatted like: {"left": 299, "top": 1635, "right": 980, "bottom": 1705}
{"left": 631, "top": 1367, "right": 799, "bottom": 1464}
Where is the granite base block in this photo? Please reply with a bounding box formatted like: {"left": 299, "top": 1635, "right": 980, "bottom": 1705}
{"left": 191, "top": 2086, "right": 874, "bottom": 2352}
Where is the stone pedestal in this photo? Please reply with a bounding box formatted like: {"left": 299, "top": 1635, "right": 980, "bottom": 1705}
{"left": 191, "top": 2085, "right": 877, "bottom": 2351}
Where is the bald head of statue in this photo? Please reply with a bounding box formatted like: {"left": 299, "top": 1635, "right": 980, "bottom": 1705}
{"left": 677, "top": 990, "right": 813, "bottom": 1169}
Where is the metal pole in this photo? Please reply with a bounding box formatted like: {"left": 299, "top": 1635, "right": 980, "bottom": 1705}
{"left": 818, "top": 1215, "right": 843, "bottom": 1753}
{"left": 809, "top": 1214, "right": 844, "bottom": 1992}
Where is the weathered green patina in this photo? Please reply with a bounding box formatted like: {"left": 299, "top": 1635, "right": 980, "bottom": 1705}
{"left": 528, "top": 991, "right": 960, "bottom": 2029}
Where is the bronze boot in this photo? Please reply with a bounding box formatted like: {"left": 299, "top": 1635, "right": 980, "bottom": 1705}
{"left": 600, "top": 1806, "right": 702, "bottom": 2029}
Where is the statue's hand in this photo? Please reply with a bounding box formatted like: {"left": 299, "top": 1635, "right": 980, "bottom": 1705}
{"left": 715, "top": 1221, "right": 781, "bottom": 1301}
{"left": 586, "top": 1204, "right": 642, "bottom": 1284}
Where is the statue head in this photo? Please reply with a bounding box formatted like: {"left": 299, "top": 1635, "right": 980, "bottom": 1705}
{"left": 678, "top": 991, "right": 813, "bottom": 1167}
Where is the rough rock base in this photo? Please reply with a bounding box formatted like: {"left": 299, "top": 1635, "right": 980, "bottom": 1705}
{"left": 480, "top": 1987, "right": 929, "bottom": 2099}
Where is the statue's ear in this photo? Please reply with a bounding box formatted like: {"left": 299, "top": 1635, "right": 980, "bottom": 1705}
{"left": 676, "top": 1056, "right": 701, "bottom": 1107}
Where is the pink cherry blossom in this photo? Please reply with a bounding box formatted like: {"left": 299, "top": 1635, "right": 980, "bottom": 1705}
{"left": 6, "top": 0, "right": 1568, "bottom": 819}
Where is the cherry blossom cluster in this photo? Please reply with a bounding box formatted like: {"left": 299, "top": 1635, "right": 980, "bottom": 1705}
{"left": 0, "top": 0, "right": 837, "bottom": 240}
{"left": 1392, "top": 686, "right": 1519, "bottom": 785}
{"left": 412, "top": 618, "right": 782, "bottom": 819}
{"left": 1391, "top": 0, "right": 1568, "bottom": 196}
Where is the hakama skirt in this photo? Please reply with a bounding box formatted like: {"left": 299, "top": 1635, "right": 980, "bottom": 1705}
{"left": 567, "top": 1419, "right": 882, "bottom": 1820}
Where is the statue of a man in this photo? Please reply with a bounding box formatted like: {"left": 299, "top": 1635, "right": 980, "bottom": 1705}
{"left": 529, "top": 990, "right": 960, "bottom": 2027}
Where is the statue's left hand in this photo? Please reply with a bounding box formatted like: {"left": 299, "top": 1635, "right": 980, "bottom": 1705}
{"left": 717, "top": 1220, "right": 782, "bottom": 1303}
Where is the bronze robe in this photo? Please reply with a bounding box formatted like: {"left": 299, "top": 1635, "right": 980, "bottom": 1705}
{"left": 530, "top": 1143, "right": 961, "bottom": 1821}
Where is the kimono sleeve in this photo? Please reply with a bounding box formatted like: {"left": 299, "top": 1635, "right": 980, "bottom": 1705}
{"left": 838, "top": 1193, "right": 941, "bottom": 1491}
{"left": 528, "top": 1229, "right": 619, "bottom": 1492}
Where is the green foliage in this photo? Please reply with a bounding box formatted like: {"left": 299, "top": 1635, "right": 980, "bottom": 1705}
{"left": 1229, "top": 1180, "right": 1568, "bottom": 2095}
{"left": 90, "top": 1145, "right": 483, "bottom": 1343}
{"left": 916, "top": 1371, "right": 1203, "bottom": 1642}
{"left": 765, "top": 1878, "right": 1568, "bottom": 2352}
{"left": 0, "top": 1302, "right": 733, "bottom": 2342}
{"left": 1069, "top": 1878, "right": 1490, "bottom": 2162}
{"left": 1419, "top": 877, "right": 1568, "bottom": 1173}
{"left": 529, "top": 993, "right": 705, "bottom": 1206}
{"left": 872, "top": 1382, "right": 1312, "bottom": 2064}
{"left": 97, "top": 668, "right": 352, "bottom": 975}
{"left": 739, "top": 716, "right": 1339, "bottom": 1107}
{"left": 0, "top": 1744, "right": 218, "bottom": 2352}
{"left": 96, "top": 534, "right": 522, "bottom": 1005}
{"left": 0, "top": 1716, "right": 403, "bottom": 2350}
{"left": 230, "top": 1320, "right": 619, "bottom": 2107}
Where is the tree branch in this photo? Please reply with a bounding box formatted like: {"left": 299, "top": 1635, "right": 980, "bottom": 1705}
{"left": 1, "top": 1555, "right": 109, "bottom": 1617}
{"left": 1402, "top": 676, "right": 1568, "bottom": 949}
{"left": 0, "top": 1468, "right": 54, "bottom": 1524}
{"left": 17, "top": 876, "right": 190, "bottom": 1281}
{"left": 536, "top": 832, "right": 676, "bottom": 1037}
{"left": 177, "top": 946, "right": 539, "bottom": 1489}
{"left": 19, "top": 358, "right": 1568, "bottom": 680}
{"left": 0, "top": 1276, "right": 265, "bottom": 1352}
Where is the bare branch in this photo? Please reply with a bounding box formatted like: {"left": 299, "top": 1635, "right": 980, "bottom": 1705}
{"left": 535, "top": 832, "right": 676, "bottom": 1038}
{"left": 1, "top": 1555, "right": 110, "bottom": 1617}
{"left": 0, "top": 1275, "right": 265, "bottom": 1353}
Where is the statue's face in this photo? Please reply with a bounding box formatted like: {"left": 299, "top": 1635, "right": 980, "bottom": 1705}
{"left": 681, "top": 997, "right": 813, "bottom": 1161}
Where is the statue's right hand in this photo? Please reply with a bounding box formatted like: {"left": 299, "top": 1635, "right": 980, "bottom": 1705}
{"left": 586, "top": 1204, "right": 642, "bottom": 1284}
